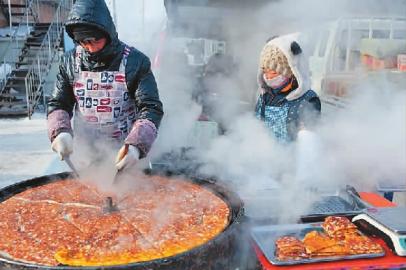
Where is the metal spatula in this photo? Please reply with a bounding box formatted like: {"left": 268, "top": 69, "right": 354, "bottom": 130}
{"left": 103, "top": 144, "right": 130, "bottom": 213}
{"left": 113, "top": 144, "right": 129, "bottom": 185}
{"left": 64, "top": 156, "right": 80, "bottom": 179}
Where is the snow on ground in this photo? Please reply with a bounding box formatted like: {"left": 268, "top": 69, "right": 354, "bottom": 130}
{"left": 0, "top": 113, "right": 67, "bottom": 188}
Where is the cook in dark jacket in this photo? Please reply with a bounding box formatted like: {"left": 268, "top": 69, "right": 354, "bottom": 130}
{"left": 47, "top": 0, "right": 163, "bottom": 170}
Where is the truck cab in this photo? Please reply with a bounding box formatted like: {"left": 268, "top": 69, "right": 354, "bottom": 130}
{"left": 309, "top": 17, "right": 406, "bottom": 108}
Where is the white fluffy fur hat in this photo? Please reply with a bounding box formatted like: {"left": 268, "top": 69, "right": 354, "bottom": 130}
{"left": 258, "top": 33, "right": 311, "bottom": 101}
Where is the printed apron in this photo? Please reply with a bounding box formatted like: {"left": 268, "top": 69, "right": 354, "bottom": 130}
{"left": 256, "top": 97, "right": 290, "bottom": 143}
{"left": 255, "top": 91, "right": 317, "bottom": 143}
{"left": 72, "top": 46, "right": 136, "bottom": 142}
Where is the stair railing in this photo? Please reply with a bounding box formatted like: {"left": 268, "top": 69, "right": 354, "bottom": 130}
{"left": 0, "top": 0, "right": 36, "bottom": 95}
{"left": 24, "top": 0, "right": 73, "bottom": 118}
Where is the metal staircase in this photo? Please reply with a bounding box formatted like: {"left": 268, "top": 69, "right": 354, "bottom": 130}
{"left": 0, "top": 0, "right": 73, "bottom": 117}
{"left": 0, "top": 1, "right": 38, "bottom": 26}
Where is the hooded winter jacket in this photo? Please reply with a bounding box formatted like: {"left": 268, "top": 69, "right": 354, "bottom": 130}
{"left": 255, "top": 33, "right": 321, "bottom": 142}
{"left": 47, "top": 0, "right": 163, "bottom": 158}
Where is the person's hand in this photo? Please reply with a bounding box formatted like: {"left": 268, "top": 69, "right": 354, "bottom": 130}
{"left": 115, "top": 144, "right": 140, "bottom": 170}
{"left": 51, "top": 132, "right": 73, "bottom": 160}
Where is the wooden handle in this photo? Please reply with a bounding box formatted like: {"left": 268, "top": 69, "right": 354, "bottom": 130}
{"left": 117, "top": 144, "right": 129, "bottom": 162}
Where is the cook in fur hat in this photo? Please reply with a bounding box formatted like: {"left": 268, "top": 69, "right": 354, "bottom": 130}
{"left": 255, "top": 33, "right": 321, "bottom": 143}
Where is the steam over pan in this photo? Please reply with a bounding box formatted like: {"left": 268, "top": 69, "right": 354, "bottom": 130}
{"left": 0, "top": 172, "right": 244, "bottom": 270}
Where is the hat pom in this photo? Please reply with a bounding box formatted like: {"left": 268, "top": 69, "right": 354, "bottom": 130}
{"left": 290, "top": 41, "right": 302, "bottom": 55}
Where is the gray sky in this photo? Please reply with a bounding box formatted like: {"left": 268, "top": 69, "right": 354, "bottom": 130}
{"left": 107, "top": 0, "right": 166, "bottom": 51}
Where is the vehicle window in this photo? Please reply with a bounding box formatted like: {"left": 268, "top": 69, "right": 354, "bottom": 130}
{"left": 318, "top": 30, "right": 329, "bottom": 57}
{"left": 350, "top": 29, "right": 370, "bottom": 49}
{"left": 347, "top": 29, "right": 369, "bottom": 71}
{"left": 372, "top": 29, "right": 390, "bottom": 39}
{"left": 176, "top": 0, "right": 209, "bottom": 6}
{"left": 331, "top": 30, "right": 347, "bottom": 71}
{"left": 393, "top": 30, "right": 406, "bottom": 39}
{"left": 334, "top": 27, "right": 376, "bottom": 72}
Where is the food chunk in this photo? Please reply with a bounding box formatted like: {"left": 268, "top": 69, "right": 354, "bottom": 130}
{"left": 274, "top": 216, "right": 383, "bottom": 262}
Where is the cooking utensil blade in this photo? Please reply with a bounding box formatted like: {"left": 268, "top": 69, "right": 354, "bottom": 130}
{"left": 64, "top": 156, "right": 80, "bottom": 179}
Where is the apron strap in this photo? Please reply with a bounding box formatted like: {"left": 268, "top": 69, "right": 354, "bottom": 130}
{"left": 119, "top": 46, "right": 131, "bottom": 73}
{"left": 74, "top": 46, "right": 83, "bottom": 75}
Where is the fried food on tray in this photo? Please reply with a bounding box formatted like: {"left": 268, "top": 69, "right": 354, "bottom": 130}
{"left": 302, "top": 231, "right": 348, "bottom": 256}
{"left": 321, "top": 216, "right": 358, "bottom": 240}
{"left": 344, "top": 234, "right": 384, "bottom": 255}
{"left": 0, "top": 176, "right": 230, "bottom": 266}
{"left": 274, "top": 216, "right": 383, "bottom": 261}
{"left": 275, "top": 236, "right": 308, "bottom": 261}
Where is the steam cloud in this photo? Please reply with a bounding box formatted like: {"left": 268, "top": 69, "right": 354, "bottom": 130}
{"left": 95, "top": 0, "right": 406, "bottom": 223}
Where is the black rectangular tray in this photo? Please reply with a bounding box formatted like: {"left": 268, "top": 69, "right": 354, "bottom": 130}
{"left": 243, "top": 190, "right": 369, "bottom": 222}
{"left": 251, "top": 223, "right": 385, "bottom": 266}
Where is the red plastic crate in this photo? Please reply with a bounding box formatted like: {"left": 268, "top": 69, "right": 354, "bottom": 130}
{"left": 398, "top": 54, "right": 406, "bottom": 71}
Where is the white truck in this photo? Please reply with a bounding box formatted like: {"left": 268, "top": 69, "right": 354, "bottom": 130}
{"left": 308, "top": 16, "right": 406, "bottom": 197}
{"left": 309, "top": 16, "right": 406, "bottom": 108}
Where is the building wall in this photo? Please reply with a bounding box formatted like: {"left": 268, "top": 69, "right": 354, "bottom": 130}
{"left": 0, "top": 10, "right": 7, "bottom": 26}
{"left": 0, "top": 0, "right": 59, "bottom": 28}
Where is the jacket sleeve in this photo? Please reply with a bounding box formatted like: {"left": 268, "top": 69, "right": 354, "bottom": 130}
{"left": 127, "top": 53, "right": 163, "bottom": 128}
{"left": 124, "top": 50, "right": 164, "bottom": 158}
{"left": 298, "top": 95, "right": 321, "bottom": 130}
{"left": 47, "top": 51, "right": 76, "bottom": 141}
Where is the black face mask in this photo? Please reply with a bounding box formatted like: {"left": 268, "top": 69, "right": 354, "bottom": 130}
{"left": 85, "top": 40, "right": 112, "bottom": 59}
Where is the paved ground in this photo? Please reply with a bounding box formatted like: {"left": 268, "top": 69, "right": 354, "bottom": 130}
{"left": 0, "top": 114, "right": 67, "bottom": 188}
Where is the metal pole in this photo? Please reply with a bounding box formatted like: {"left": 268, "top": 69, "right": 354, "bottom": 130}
{"left": 48, "top": 33, "right": 51, "bottom": 62}
{"left": 37, "top": 57, "right": 41, "bottom": 86}
{"left": 25, "top": 77, "right": 30, "bottom": 119}
{"left": 345, "top": 20, "right": 351, "bottom": 72}
{"left": 142, "top": 0, "right": 145, "bottom": 43}
{"left": 8, "top": 0, "right": 11, "bottom": 39}
{"left": 112, "top": 0, "right": 117, "bottom": 28}
{"left": 26, "top": 0, "right": 29, "bottom": 34}
{"left": 37, "top": 0, "right": 40, "bottom": 23}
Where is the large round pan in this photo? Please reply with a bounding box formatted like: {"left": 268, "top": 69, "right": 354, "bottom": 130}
{"left": 0, "top": 171, "right": 244, "bottom": 270}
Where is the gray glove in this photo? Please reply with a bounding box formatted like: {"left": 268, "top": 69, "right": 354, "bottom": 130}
{"left": 51, "top": 132, "right": 73, "bottom": 160}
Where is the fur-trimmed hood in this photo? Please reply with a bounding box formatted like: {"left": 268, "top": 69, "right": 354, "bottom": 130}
{"left": 258, "top": 33, "right": 311, "bottom": 101}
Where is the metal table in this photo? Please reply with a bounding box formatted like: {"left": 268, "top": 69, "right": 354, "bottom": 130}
{"left": 253, "top": 192, "right": 406, "bottom": 270}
